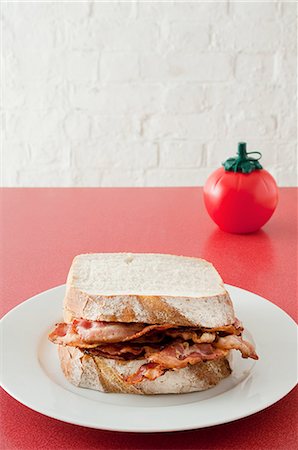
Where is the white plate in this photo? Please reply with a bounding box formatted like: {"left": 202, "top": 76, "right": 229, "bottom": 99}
{"left": 0, "top": 284, "right": 297, "bottom": 432}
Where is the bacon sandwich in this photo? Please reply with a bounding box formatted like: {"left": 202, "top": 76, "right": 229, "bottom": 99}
{"left": 49, "top": 253, "right": 258, "bottom": 394}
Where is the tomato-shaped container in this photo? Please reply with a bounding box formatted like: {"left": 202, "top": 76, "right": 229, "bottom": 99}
{"left": 203, "top": 142, "right": 278, "bottom": 234}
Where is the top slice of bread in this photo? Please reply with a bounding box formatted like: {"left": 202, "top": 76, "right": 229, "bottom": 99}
{"left": 63, "top": 253, "right": 235, "bottom": 327}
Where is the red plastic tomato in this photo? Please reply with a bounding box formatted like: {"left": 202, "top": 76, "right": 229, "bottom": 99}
{"left": 203, "top": 143, "right": 279, "bottom": 234}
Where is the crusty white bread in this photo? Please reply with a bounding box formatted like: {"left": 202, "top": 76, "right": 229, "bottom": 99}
{"left": 58, "top": 345, "right": 231, "bottom": 395}
{"left": 63, "top": 253, "right": 235, "bottom": 327}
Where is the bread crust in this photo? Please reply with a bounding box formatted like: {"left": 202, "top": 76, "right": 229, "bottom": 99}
{"left": 63, "top": 286, "right": 235, "bottom": 327}
{"left": 58, "top": 346, "right": 231, "bottom": 395}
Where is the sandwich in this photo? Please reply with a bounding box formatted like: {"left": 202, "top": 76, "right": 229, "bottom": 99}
{"left": 49, "top": 253, "right": 258, "bottom": 395}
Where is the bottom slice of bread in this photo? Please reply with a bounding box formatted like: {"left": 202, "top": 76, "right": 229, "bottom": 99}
{"left": 58, "top": 345, "right": 231, "bottom": 395}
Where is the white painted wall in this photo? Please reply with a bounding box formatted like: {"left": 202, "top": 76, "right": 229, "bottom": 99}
{"left": 2, "top": 1, "right": 297, "bottom": 187}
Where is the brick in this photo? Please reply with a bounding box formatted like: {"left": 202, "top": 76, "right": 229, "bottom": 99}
{"left": 91, "top": 116, "right": 136, "bottom": 141}
{"left": 2, "top": 17, "right": 15, "bottom": 53}
{"left": 235, "top": 54, "right": 274, "bottom": 84}
{"left": 274, "top": 51, "right": 297, "bottom": 85}
{"left": 72, "top": 141, "right": 158, "bottom": 170}
{"left": 2, "top": 140, "right": 30, "bottom": 173}
{"left": 55, "top": 2, "right": 91, "bottom": 21}
{"left": 281, "top": 2, "right": 297, "bottom": 20}
{"left": 167, "top": 21, "right": 209, "bottom": 52}
{"left": 70, "top": 84, "right": 162, "bottom": 114}
{"left": 139, "top": 54, "right": 168, "bottom": 81}
{"left": 93, "top": 20, "right": 159, "bottom": 51}
{"left": 231, "top": 2, "right": 278, "bottom": 20}
{"left": 145, "top": 168, "right": 212, "bottom": 187}
{"left": 64, "top": 111, "right": 91, "bottom": 140}
{"left": 2, "top": 112, "right": 18, "bottom": 141}
{"left": 3, "top": 3, "right": 55, "bottom": 23}
{"left": 275, "top": 142, "right": 297, "bottom": 186}
{"left": 92, "top": 2, "right": 135, "bottom": 20}
{"left": 2, "top": 84, "right": 25, "bottom": 109}
{"left": 275, "top": 138, "right": 298, "bottom": 186}
{"left": 205, "top": 84, "right": 249, "bottom": 112}
{"left": 278, "top": 112, "right": 297, "bottom": 139}
{"left": 102, "top": 170, "right": 144, "bottom": 187}
{"left": 17, "top": 47, "right": 59, "bottom": 83}
{"left": 66, "top": 21, "right": 98, "bottom": 50}
{"left": 227, "top": 114, "right": 277, "bottom": 139}
{"left": 7, "top": 16, "right": 57, "bottom": 83}
{"left": 29, "top": 140, "right": 70, "bottom": 167}
{"left": 64, "top": 51, "right": 98, "bottom": 82}
{"left": 280, "top": 18, "right": 297, "bottom": 52}
{"left": 7, "top": 109, "right": 65, "bottom": 143}
{"left": 143, "top": 113, "right": 225, "bottom": 140}
{"left": 22, "top": 80, "right": 69, "bottom": 110}
{"left": 72, "top": 141, "right": 115, "bottom": 169}
{"left": 211, "top": 20, "right": 235, "bottom": 50}
{"left": 234, "top": 21, "right": 281, "bottom": 52}
{"left": 2, "top": 51, "right": 19, "bottom": 89}
{"left": 72, "top": 169, "right": 103, "bottom": 187}
{"left": 164, "top": 85, "right": 207, "bottom": 114}
{"left": 138, "top": 2, "right": 228, "bottom": 20}
{"left": 1, "top": 170, "right": 18, "bottom": 187}
{"left": 100, "top": 52, "right": 139, "bottom": 82}
{"left": 17, "top": 169, "right": 73, "bottom": 187}
{"left": 160, "top": 141, "right": 206, "bottom": 168}
{"left": 140, "top": 53, "right": 232, "bottom": 81}
{"left": 17, "top": 48, "right": 54, "bottom": 83}
{"left": 276, "top": 166, "right": 297, "bottom": 187}
{"left": 206, "top": 84, "right": 295, "bottom": 117}
{"left": 113, "top": 142, "right": 158, "bottom": 170}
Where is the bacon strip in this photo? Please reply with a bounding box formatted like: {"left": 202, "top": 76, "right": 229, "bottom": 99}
{"left": 214, "top": 335, "right": 258, "bottom": 360}
{"left": 165, "top": 330, "right": 216, "bottom": 343}
{"left": 86, "top": 344, "right": 146, "bottom": 360}
{"left": 49, "top": 318, "right": 243, "bottom": 347}
{"left": 124, "top": 342, "right": 228, "bottom": 384}
{"left": 125, "top": 363, "right": 165, "bottom": 384}
{"left": 48, "top": 319, "right": 173, "bottom": 347}
{"left": 201, "top": 319, "right": 243, "bottom": 335}
{"left": 49, "top": 318, "right": 258, "bottom": 384}
{"left": 147, "top": 342, "right": 228, "bottom": 369}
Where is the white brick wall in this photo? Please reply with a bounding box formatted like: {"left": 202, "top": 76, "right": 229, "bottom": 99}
{"left": 1, "top": 1, "right": 297, "bottom": 187}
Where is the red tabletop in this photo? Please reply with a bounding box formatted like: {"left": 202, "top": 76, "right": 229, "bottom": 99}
{"left": 0, "top": 187, "right": 297, "bottom": 449}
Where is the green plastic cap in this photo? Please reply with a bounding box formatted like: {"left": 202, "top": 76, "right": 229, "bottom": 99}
{"left": 222, "top": 142, "right": 263, "bottom": 174}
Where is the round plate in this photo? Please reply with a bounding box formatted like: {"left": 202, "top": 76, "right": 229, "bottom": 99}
{"left": 0, "top": 284, "right": 297, "bottom": 432}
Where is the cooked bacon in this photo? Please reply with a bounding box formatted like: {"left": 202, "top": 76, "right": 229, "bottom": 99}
{"left": 48, "top": 323, "right": 83, "bottom": 346}
{"left": 49, "top": 317, "right": 258, "bottom": 384}
{"left": 125, "top": 363, "right": 166, "bottom": 384}
{"left": 214, "top": 335, "right": 258, "bottom": 360}
{"left": 86, "top": 344, "right": 146, "bottom": 360}
{"left": 147, "top": 342, "right": 227, "bottom": 369}
{"left": 125, "top": 342, "right": 228, "bottom": 384}
{"left": 75, "top": 319, "right": 144, "bottom": 343}
{"left": 88, "top": 344, "right": 145, "bottom": 357}
{"left": 129, "top": 333, "right": 165, "bottom": 344}
{"left": 49, "top": 318, "right": 250, "bottom": 362}
{"left": 85, "top": 342, "right": 168, "bottom": 360}
{"left": 165, "top": 329, "right": 216, "bottom": 343}
{"left": 201, "top": 319, "right": 243, "bottom": 336}
{"left": 52, "top": 323, "right": 70, "bottom": 337}
{"left": 48, "top": 320, "right": 173, "bottom": 347}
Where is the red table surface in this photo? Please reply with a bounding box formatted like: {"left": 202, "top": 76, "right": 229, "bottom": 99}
{"left": 0, "top": 187, "right": 297, "bottom": 450}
